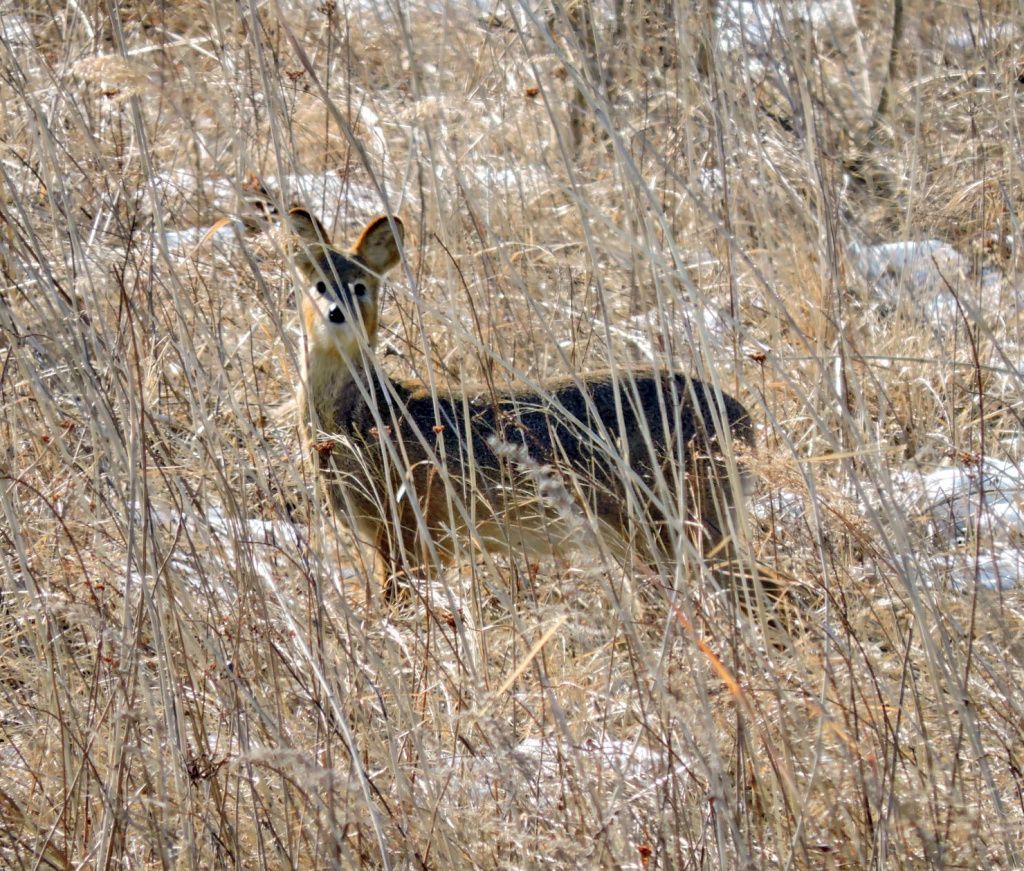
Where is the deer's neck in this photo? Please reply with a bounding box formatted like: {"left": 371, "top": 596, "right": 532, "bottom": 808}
{"left": 303, "top": 345, "right": 395, "bottom": 437}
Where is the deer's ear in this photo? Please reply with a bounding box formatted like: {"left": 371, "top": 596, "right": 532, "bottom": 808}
{"left": 353, "top": 216, "right": 404, "bottom": 274}
{"left": 287, "top": 208, "right": 332, "bottom": 246}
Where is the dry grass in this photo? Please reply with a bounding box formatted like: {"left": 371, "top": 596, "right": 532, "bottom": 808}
{"left": 2, "top": 0, "right": 1024, "bottom": 867}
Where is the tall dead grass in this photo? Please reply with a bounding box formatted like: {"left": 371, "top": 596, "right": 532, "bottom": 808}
{"left": 1, "top": 0, "right": 1023, "bottom": 867}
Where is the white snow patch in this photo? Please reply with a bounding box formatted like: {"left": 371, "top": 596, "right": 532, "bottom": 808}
{"left": 130, "top": 501, "right": 318, "bottom": 598}
{"left": 849, "top": 239, "right": 968, "bottom": 320}
{"left": 717, "top": 1, "right": 853, "bottom": 53}
{"left": 717, "top": 0, "right": 779, "bottom": 52}
{"left": 752, "top": 489, "right": 805, "bottom": 525}
{"left": 513, "top": 735, "right": 668, "bottom": 777}
{"left": 845, "top": 239, "right": 1022, "bottom": 328}
{"left": 1, "top": 14, "right": 33, "bottom": 47}
{"left": 434, "top": 734, "right": 680, "bottom": 809}
{"left": 954, "top": 549, "right": 1024, "bottom": 592}
{"left": 468, "top": 164, "right": 548, "bottom": 191}
{"left": 610, "top": 304, "right": 738, "bottom": 364}
{"left": 203, "top": 504, "right": 302, "bottom": 545}
{"left": 891, "top": 460, "right": 1024, "bottom": 591}
{"left": 162, "top": 218, "right": 246, "bottom": 254}
{"left": 698, "top": 166, "right": 723, "bottom": 193}
{"left": 946, "top": 22, "right": 1016, "bottom": 51}
{"left": 850, "top": 240, "right": 965, "bottom": 285}
{"left": 910, "top": 459, "right": 1024, "bottom": 544}
{"left": 920, "top": 548, "right": 1024, "bottom": 593}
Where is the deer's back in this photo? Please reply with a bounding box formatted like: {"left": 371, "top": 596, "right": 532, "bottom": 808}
{"left": 321, "top": 367, "right": 751, "bottom": 482}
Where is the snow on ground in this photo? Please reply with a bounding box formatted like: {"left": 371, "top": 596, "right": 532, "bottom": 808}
{"left": 849, "top": 239, "right": 966, "bottom": 294}
{"left": 128, "top": 500, "right": 328, "bottom": 605}
{"left": 466, "top": 163, "right": 550, "bottom": 194}
{"left": 160, "top": 218, "right": 248, "bottom": 255}
{"left": 751, "top": 489, "right": 806, "bottom": 526}
{"left": 608, "top": 303, "right": 740, "bottom": 365}
{"left": 937, "top": 548, "right": 1024, "bottom": 593}
{"left": 848, "top": 238, "right": 1014, "bottom": 326}
{"left": 849, "top": 239, "right": 966, "bottom": 321}
{"left": 434, "top": 733, "right": 679, "bottom": 813}
{"left": 752, "top": 461, "right": 1024, "bottom": 592}
{"left": 909, "top": 459, "right": 1024, "bottom": 544}
{"left": 889, "top": 459, "right": 1024, "bottom": 590}
{"left": 716, "top": 1, "right": 855, "bottom": 63}
{"left": 0, "top": 12, "right": 32, "bottom": 47}
{"left": 945, "top": 21, "right": 1017, "bottom": 51}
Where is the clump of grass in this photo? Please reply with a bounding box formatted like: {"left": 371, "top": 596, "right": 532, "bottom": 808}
{"left": 1, "top": 1, "right": 1023, "bottom": 867}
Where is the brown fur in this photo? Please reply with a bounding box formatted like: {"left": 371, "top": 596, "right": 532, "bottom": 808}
{"left": 289, "top": 209, "right": 754, "bottom": 598}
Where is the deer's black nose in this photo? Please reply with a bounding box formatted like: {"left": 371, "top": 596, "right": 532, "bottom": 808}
{"left": 328, "top": 305, "right": 345, "bottom": 324}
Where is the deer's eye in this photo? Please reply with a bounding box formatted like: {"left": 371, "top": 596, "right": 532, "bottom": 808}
{"left": 315, "top": 280, "right": 328, "bottom": 295}
{"left": 353, "top": 282, "right": 366, "bottom": 297}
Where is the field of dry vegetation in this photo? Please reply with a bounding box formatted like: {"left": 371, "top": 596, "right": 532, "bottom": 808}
{"left": 2, "top": 0, "right": 1024, "bottom": 866}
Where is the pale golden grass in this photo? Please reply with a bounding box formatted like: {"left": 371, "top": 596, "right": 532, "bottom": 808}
{"left": 1, "top": 0, "right": 1023, "bottom": 867}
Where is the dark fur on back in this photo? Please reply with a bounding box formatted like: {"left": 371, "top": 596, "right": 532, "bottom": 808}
{"left": 327, "top": 367, "right": 751, "bottom": 482}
